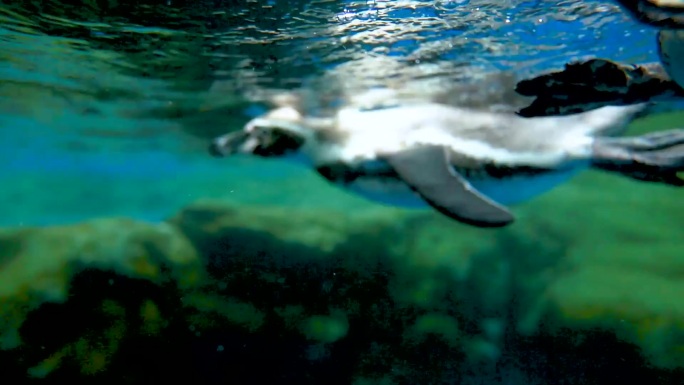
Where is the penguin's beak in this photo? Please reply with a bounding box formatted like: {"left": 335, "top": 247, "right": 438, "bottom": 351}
{"left": 208, "top": 131, "right": 251, "bottom": 157}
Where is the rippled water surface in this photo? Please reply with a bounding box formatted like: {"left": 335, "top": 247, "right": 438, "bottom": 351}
{"left": 1, "top": 0, "right": 662, "bottom": 113}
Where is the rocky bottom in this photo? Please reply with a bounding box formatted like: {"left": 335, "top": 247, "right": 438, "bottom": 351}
{"left": 1, "top": 194, "right": 683, "bottom": 384}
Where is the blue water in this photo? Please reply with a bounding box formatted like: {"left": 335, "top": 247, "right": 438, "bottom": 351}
{"left": 0, "top": 0, "right": 670, "bottom": 227}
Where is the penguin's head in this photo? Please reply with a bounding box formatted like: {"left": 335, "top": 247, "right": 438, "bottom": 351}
{"left": 209, "top": 106, "right": 309, "bottom": 158}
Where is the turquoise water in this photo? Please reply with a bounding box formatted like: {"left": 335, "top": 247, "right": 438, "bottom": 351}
{"left": 1, "top": 1, "right": 684, "bottom": 384}
{"left": 0, "top": 0, "right": 664, "bottom": 226}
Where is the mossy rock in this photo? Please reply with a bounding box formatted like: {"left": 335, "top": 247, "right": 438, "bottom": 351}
{"left": 1, "top": 195, "right": 683, "bottom": 383}
{"left": 0, "top": 218, "right": 203, "bottom": 377}
{"left": 516, "top": 169, "right": 684, "bottom": 370}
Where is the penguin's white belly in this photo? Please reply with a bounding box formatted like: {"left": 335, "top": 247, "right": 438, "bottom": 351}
{"left": 337, "top": 165, "right": 587, "bottom": 209}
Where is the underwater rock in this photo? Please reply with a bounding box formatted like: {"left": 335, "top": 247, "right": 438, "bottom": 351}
{"left": 1, "top": 195, "right": 683, "bottom": 383}
{"left": 0, "top": 218, "right": 202, "bottom": 345}
{"left": 0, "top": 218, "right": 208, "bottom": 383}
{"left": 514, "top": 170, "right": 684, "bottom": 370}
{"left": 546, "top": 266, "right": 684, "bottom": 363}
{"left": 169, "top": 198, "right": 684, "bottom": 382}
{"left": 540, "top": 245, "right": 684, "bottom": 369}
{"left": 0, "top": 201, "right": 493, "bottom": 384}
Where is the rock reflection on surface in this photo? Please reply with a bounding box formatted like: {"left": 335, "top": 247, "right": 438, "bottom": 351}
{"left": 0, "top": 0, "right": 663, "bottom": 142}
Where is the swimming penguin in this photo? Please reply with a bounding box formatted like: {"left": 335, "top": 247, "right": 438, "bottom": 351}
{"left": 209, "top": 97, "right": 684, "bottom": 228}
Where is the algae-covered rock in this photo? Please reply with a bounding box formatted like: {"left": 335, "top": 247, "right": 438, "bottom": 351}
{"left": 167, "top": 198, "right": 684, "bottom": 383}
{"left": 545, "top": 266, "right": 684, "bottom": 365}
{"left": 300, "top": 311, "right": 349, "bottom": 343}
{"left": 0, "top": 218, "right": 200, "bottom": 341}
{"left": 538, "top": 238, "right": 684, "bottom": 369}
{"left": 0, "top": 218, "right": 203, "bottom": 378}
{"left": 515, "top": 170, "right": 684, "bottom": 370}
{"left": 1, "top": 194, "right": 683, "bottom": 384}
{"left": 0, "top": 201, "right": 487, "bottom": 384}
{"left": 166, "top": 200, "right": 482, "bottom": 383}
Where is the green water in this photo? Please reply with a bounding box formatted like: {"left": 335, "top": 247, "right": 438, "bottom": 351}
{"left": 1, "top": 1, "right": 684, "bottom": 384}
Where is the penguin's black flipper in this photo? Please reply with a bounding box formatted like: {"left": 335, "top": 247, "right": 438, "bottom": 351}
{"left": 381, "top": 145, "right": 515, "bottom": 228}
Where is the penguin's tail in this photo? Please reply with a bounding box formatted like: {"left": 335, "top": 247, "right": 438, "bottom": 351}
{"left": 590, "top": 128, "right": 684, "bottom": 186}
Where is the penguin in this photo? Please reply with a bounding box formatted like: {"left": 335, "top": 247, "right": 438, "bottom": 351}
{"left": 209, "top": 95, "right": 684, "bottom": 228}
